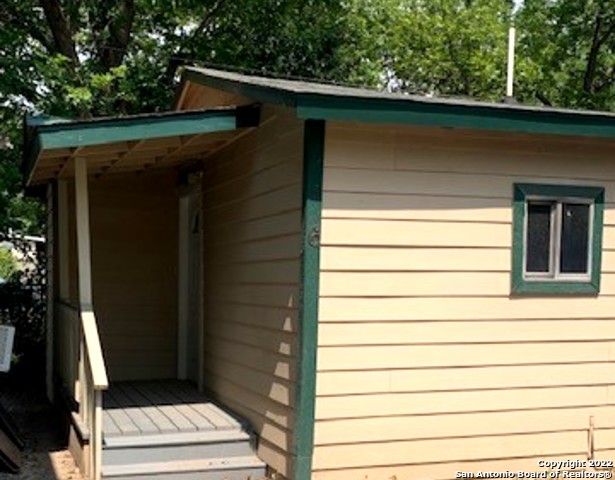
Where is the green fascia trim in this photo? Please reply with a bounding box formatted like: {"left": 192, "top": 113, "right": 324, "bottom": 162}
{"left": 296, "top": 95, "right": 615, "bottom": 139}
{"left": 38, "top": 109, "right": 238, "bottom": 150}
{"left": 512, "top": 183, "right": 604, "bottom": 296}
{"left": 294, "top": 119, "right": 325, "bottom": 480}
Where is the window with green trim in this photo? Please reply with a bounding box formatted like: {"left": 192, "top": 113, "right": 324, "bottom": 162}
{"left": 512, "top": 183, "right": 604, "bottom": 295}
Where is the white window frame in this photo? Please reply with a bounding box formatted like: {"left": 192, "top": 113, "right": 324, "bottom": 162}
{"left": 523, "top": 195, "right": 594, "bottom": 283}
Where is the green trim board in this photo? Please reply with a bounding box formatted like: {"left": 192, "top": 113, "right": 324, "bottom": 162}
{"left": 512, "top": 183, "right": 604, "bottom": 295}
{"left": 22, "top": 105, "right": 260, "bottom": 185}
{"left": 294, "top": 119, "right": 325, "bottom": 480}
{"left": 181, "top": 67, "right": 615, "bottom": 139}
{"left": 297, "top": 95, "right": 615, "bottom": 138}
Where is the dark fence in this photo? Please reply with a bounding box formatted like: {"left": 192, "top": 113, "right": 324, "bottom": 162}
{"left": 0, "top": 234, "right": 46, "bottom": 387}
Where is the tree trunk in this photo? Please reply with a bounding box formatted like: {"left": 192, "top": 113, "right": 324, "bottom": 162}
{"left": 100, "top": 0, "right": 136, "bottom": 69}
{"left": 38, "top": 0, "right": 77, "bottom": 63}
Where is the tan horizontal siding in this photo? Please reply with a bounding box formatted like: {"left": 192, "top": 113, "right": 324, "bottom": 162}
{"left": 204, "top": 335, "right": 296, "bottom": 379}
{"left": 321, "top": 246, "right": 615, "bottom": 272}
{"left": 203, "top": 369, "right": 293, "bottom": 429}
{"left": 314, "top": 122, "right": 615, "bottom": 478}
{"left": 90, "top": 171, "right": 178, "bottom": 381}
{"left": 312, "top": 456, "right": 591, "bottom": 480}
{"left": 323, "top": 192, "right": 513, "bottom": 222}
{"left": 319, "top": 319, "right": 615, "bottom": 346}
{"left": 324, "top": 167, "right": 615, "bottom": 202}
{"left": 321, "top": 271, "right": 615, "bottom": 296}
{"left": 320, "top": 296, "right": 615, "bottom": 321}
{"left": 203, "top": 371, "right": 293, "bottom": 473}
{"left": 202, "top": 106, "right": 302, "bottom": 478}
{"left": 203, "top": 353, "right": 294, "bottom": 406}
{"left": 313, "top": 431, "right": 586, "bottom": 469}
{"left": 208, "top": 284, "right": 300, "bottom": 309}
{"left": 212, "top": 259, "right": 301, "bottom": 285}
{"left": 321, "top": 218, "right": 511, "bottom": 247}
{"left": 204, "top": 320, "right": 297, "bottom": 356}
{"left": 205, "top": 210, "right": 301, "bottom": 246}
{"left": 316, "top": 385, "right": 611, "bottom": 419}
{"left": 317, "top": 342, "right": 615, "bottom": 371}
{"left": 204, "top": 184, "right": 301, "bottom": 225}
{"left": 207, "top": 303, "right": 297, "bottom": 333}
{"left": 317, "top": 363, "right": 615, "bottom": 396}
{"left": 314, "top": 406, "right": 615, "bottom": 444}
{"left": 327, "top": 122, "right": 615, "bottom": 175}
{"left": 206, "top": 234, "right": 301, "bottom": 263}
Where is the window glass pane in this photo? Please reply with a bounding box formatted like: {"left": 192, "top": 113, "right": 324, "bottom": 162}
{"left": 560, "top": 203, "right": 590, "bottom": 273}
{"left": 526, "top": 202, "right": 552, "bottom": 273}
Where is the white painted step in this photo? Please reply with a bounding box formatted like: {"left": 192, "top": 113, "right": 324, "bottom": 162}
{"left": 103, "top": 429, "right": 251, "bottom": 448}
{"left": 102, "top": 456, "right": 266, "bottom": 480}
{"left": 103, "top": 437, "right": 256, "bottom": 466}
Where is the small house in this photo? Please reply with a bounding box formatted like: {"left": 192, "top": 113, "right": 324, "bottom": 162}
{"left": 23, "top": 68, "right": 615, "bottom": 480}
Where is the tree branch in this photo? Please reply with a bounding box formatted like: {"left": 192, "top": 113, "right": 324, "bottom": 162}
{"left": 594, "top": 67, "right": 615, "bottom": 92}
{"left": 0, "top": 2, "right": 54, "bottom": 52}
{"left": 100, "top": 0, "right": 136, "bottom": 69}
{"left": 584, "top": 7, "right": 606, "bottom": 93}
{"left": 536, "top": 92, "right": 553, "bottom": 107}
{"left": 164, "top": 0, "right": 227, "bottom": 81}
{"left": 38, "top": 0, "right": 78, "bottom": 63}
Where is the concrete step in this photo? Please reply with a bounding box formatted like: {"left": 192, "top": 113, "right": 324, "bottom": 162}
{"left": 102, "top": 456, "right": 266, "bottom": 479}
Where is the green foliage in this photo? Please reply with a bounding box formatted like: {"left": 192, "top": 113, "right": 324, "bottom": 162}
{"left": 0, "top": 236, "right": 46, "bottom": 388}
{"left": 340, "top": 0, "right": 614, "bottom": 109}
{"left": 0, "top": 0, "right": 357, "bottom": 235}
{"left": 0, "top": 247, "right": 19, "bottom": 280}
{"left": 358, "top": 0, "right": 513, "bottom": 98}
{"left": 515, "top": 0, "right": 615, "bottom": 110}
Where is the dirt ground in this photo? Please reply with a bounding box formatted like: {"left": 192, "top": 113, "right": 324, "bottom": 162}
{"left": 0, "top": 387, "right": 83, "bottom": 480}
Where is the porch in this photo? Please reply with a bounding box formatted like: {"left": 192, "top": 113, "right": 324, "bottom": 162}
{"left": 24, "top": 107, "right": 267, "bottom": 480}
{"left": 99, "top": 380, "right": 265, "bottom": 479}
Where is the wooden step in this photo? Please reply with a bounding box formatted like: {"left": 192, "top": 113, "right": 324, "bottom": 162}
{"left": 103, "top": 429, "right": 258, "bottom": 466}
{"left": 102, "top": 456, "right": 266, "bottom": 479}
{"left": 103, "top": 429, "right": 251, "bottom": 448}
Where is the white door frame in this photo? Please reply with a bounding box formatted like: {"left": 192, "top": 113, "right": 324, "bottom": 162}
{"left": 177, "top": 186, "right": 204, "bottom": 391}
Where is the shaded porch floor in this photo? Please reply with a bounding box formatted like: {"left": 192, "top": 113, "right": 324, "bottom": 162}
{"left": 102, "top": 380, "right": 245, "bottom": 440}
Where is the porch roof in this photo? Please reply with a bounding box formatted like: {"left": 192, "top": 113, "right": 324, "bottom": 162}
{"left": 22, "top": 105, "right": 259, "bottom": 186}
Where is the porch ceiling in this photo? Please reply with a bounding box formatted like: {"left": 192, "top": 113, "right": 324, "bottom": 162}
{"left": 23, "top": 105, "right": 260, "bottom": 186}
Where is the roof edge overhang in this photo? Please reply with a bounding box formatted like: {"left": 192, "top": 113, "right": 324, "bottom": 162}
{"left": 22, "top": 105, "right": 260, "bottom": 186}
{"left": 180, "top": 67, "right": 615, "bottom": 141}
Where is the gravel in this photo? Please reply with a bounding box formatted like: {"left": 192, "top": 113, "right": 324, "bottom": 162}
{"left": 0, "top": 387, "right": 83, "bottom": 480}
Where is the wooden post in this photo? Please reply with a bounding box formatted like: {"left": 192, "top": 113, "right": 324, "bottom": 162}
{"left": 74, "top": 158, "right": 93, "bottom": 308}
{"left": 93, "top": 389, "right": 103, "bottom": 479}
{"left": 177, "top": 195, "right": 189, "bottom": 380}
{"left": 57, "top": 180, "right": 70, "bottom": 302}
{"left": 74, "top": 158, "right": 93, "bottom": 478}
{"left": 46, "top": 183, "right": 55, "bottom": 402}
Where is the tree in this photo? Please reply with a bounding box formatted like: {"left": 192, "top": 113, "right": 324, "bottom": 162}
{"left": 0, "top": 247, "right": 19, "bottom": 281}
{"left": 341, "top": 0, "right": 614, "bottom": 110}
{"left": 0, "top": 0, "right": 357, "bottom": 234}
{"left": 340, "top": 0, "right": 515, "bottom": 98}
{"left": 515, "top": 0, "right": 615, "bottom": 110}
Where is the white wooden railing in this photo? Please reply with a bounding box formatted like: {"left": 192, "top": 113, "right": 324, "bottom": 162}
{"left": 56, "top": 301, "right": 108, "bottom": 480}
{"left": 79, "top": 308, "right": 108, "bottom": 480}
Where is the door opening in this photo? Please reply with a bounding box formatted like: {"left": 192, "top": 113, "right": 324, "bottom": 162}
{"left": 178, "top": 191, "right": 203, "bottom": 387}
